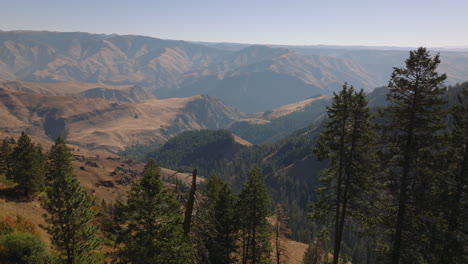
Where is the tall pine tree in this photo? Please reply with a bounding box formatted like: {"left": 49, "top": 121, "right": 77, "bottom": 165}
{"left": 42, "top": 137, "right": 101, "bottom": 264}
{"left": 238, "top": 166, "right": 272, "bottom": 264}
{"left": 312, "top": 83, "right": 379, "bottom": 264}
{"left": 203, "top": 173, "right": 239, "bottom": 264}
{"left": 379, "top": 47, "right": 447, "bottom": 263}
{"left": 116, "top": 159, "right": 192, "bottom": 264}
{"left": 204, "top": 173, "right": 239, "bottom": 264}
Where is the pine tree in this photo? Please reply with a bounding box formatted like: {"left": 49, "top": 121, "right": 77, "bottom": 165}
{"left": 379, "top": 47, "right": 447, "bottom": 263}
{"left": 8, "top": 132, "right": 46, "bottom": 196}
{"left": 116, "top": 159, "right": 192, "bottom": 264}
{"left": 302, "top": 229, "right": 328, "bottom": 264}
{"left": 439, "top": 87, "right": 468, "bottom": 263}
{"left": 312, "top": 83, "right": 379, "bottom": 264}
{"left": 238, "top": 166, "right": 272, "bottom": 264}
{"left": 42, "top": 137, "right": 101, "bottom": 264}
{"left": 203, "top": 173, "right": 239, "bottom": 264}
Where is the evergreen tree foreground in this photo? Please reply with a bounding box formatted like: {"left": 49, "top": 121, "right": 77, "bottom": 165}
{"left": 42, "top": 137, "right": 101, "bottom": 264}
{"left": 115, "top": 159, "right": 193, "bottom": 264}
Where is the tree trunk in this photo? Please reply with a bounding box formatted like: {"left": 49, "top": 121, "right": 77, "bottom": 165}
{"left": 183, "top": 169, "right": 197, "bottom": 235}
{"left": 392, "top": 90, "right": 417, "bottom": 264}
{"left": 276, "top": 219, "right": 280, "bottom": 264}
{"left": 332, "top": 115, "right": 347, "bottom": 264}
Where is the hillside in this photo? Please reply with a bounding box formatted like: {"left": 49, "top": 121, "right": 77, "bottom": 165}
{"left": 159, "top": 45, "right": 376, "bottom": 112}
{"left": 0, "top": 88, "right": 242, "bottom": 152}
{"left": 249, "top": 95, "right": 330, "bottom": 120}
{"left": 281, "top": 46, "right": 468, "bottom": 86}
{"left": 0, "top": 80, "right": 156, "bottom": 103}
{"left": 200, "top": 42, "right": 468, "bottom": 87}
{"left": 137, "top": 124, "right": 324, "bottom": 243}
{"left": 0, "top": 30, "right": 227, "bottom": 89}
{"left": 0, "top": 131, "right": 201, "bottom": 250}
{"left": 146, "top": 130, "right": 250, "bottom": 176}
{"left": 228, "top": 95, "right": 330, "bottom": 144}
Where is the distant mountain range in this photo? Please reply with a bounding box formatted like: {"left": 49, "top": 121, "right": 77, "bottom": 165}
{"left": 2, "top": 31, "right": 467, "bottom": 112}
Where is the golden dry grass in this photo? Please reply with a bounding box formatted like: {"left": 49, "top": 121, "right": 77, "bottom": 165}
{"left": 233, "top": 134, "right": 253, "bottom": 146}
{"left": 0, "top": 193, "right": 50, "bottom": 245}
{"left": 0, "top": 80, "right": 139, "bottom": 95}
{"left": 0, "top": 88, "right": 233, "bottom": 152}
{"left": 249, "top": 95, "right": 330, "bottom": 121}
{"left": 271, "top": 238, "right": 309, "bottom": 264}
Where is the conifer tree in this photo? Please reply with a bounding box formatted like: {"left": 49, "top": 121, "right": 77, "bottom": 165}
{"left": 302, "top": 229, "right": 328, "bottom": 264}
{"left": 42, "top": 137, "right": 101, "bottom": 264}
{"left": 116, "top": 159, "right": 192, "bottom": 264}
{"left": 238, "top": 166, "right": 272, "bottom": 264}
{"left": 204, "top": 173, "right": 239, "bottom": 264}
{"left": 379, "top": 47, "right": 447, "bottom": 263}
{"left": 312, "top": 83, "right": 378, "bottom": 264}
{"left": 8, "top": 132, "right": 46, "bottom": 196}
{"left": 439, "top": 87, "right": 468, "bottom": 263}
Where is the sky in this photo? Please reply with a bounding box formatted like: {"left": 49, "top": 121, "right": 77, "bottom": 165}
{"left": 1, "top": 0, "right": 467, "bottom": 47}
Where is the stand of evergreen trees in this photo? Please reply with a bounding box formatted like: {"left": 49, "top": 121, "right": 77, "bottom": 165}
{"left": 0, "top": 134, "right": 275, "bottom": 263}
{"left": 306, "top": 47, "right": 467, "bottom": 263}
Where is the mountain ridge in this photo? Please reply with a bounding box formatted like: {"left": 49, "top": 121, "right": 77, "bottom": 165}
{"left": 2, "top": 30, "right": 466, "bottom": 112}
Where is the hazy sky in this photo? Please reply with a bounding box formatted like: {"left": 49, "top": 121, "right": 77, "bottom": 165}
{"left": 1, "top": 0, "right": 467, "bottom": 47}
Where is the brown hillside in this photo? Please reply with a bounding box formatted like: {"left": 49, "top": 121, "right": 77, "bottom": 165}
{"left": 0, "top": 80, "right": 156, "bottom": 103}
{"left": 250, "top": 95, "right": 330, "bottom": 120}
{"left": 0, "top": 31, "right": 226, "bottom": 89}
{"left": 226, "top": 49, "right": 378, "bottom": 89}
{"left": 0, "top": 88, "right": 242, "bottom": 152}
{"left": 232, "top": 134, "right": 252, "bottom": 146}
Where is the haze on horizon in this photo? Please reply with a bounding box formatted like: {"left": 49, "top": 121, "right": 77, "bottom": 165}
{"left": 1, "top": 0, "right": 468, "bottom": 48}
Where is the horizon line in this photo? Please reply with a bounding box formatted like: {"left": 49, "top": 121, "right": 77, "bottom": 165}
{"left": 2, "top": 29, "right": 468, "bottom": 51}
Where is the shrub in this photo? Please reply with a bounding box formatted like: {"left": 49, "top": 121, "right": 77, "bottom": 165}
{"left": 0, "top": 232, "right": 48, "bottom": 264}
